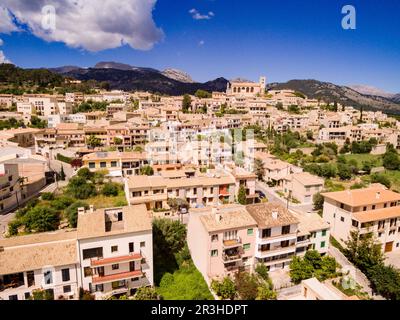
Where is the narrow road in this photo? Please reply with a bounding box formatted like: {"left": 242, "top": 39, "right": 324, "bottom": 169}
{"left": 255, "top": 181, "right": 314, "bottom": 213}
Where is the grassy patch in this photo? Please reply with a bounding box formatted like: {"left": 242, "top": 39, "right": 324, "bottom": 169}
{"left": 330, "top": 236, "right": 345, "bottom": 253}
{"left": 85, "top": 190, "right": 127, "bottom": 208}
{"left": 343, "top": 154, "right": 382, "bottom": 167}
{"left": 157, "top": 263, "right": 213, "bottom": 300}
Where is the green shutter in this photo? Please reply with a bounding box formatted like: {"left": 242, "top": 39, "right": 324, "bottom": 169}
{"left": 247, "top": 228, "right": 253, "bottom": 235}
{"left": 243, "top": 243, "right": 250, "bottom": 251}
{"left": 321, "top": 241, "right": 326, "bottom": 248}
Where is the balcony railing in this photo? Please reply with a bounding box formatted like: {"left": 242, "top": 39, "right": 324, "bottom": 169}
{"left": 91, "top": 252, "right": 142, "bottom": 267}
{"left": 0, "top": 193, "right": 12, "bottom": 201}
{"left": 92, "top": 269, "right": 143, "bottom": 285}
{"left": 223, "top": 237, "right": 242, "bottom": 248}
{"left": 0, "top": 182, "right": 11, "bottom": 189}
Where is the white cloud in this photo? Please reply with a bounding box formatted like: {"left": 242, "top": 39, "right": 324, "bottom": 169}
{"left": 198, "top": 40, "right": 205, "bottom": 46}
{"left": 189, "top": 8, "right": 214, "bottom": 20}
{"left": 0, "top": 7, "right": 19, "bottom": 33}
{"left": 0, "top": 0, "right": 164, "bottom": 52}
{"left": 0, "top": 51, "right": 11, "bottom": 63}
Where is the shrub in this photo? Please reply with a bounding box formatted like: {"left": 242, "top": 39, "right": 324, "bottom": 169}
{"left": 22, "top": 205, "right": 60, "bottom": 232}
{"left": 101, "top": 182, "right": 120, "bottom": 197}
{"left": 65, "top": 201, "right": 89, "bottom": 228}
{"left": 41, "top": 192, "right": 54, "bottom": 201}
{"left": 211, "top": 277, "right": 236, "bottom": 300}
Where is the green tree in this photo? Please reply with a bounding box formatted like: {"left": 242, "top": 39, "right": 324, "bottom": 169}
{"left": 23, "top": 206, "right": 60, "bottom": 232}
{"left": 182, "top": 94, "right": 192, "bottom": 113}
{"left": 86, "top": 135, "right": 102, "bottom": 148}
{"left": 368, "top": 264, "right": 400, "bottom": 300}
{"left": 313, "top": 192, "right": 324, "bottom": 211}
{"left": 59, "top": 166, "right": 66, "bottom": 181}
{"left": 65, "top": 201, "right": 89, "bottom": 227}
{"left": 254, "top": 158, "right": 265, "bottom": 181}
{"left": 41, "top": 192, "right": 54, "bottom": 201}
{"left": 383, "top": 149, "right": 400, "bottom": 170}
{"left": 211, "top": 277, "right": 236, "bottom": 300}
{"left": 256, "top": 282, "right": 277, "bottom": 300}
{"left": 337, "top": 163, "right": 352, "bottom": 180}
{"left": 29, "top": 116, "right": 47, "bottom": 129}
{"left": 237, "top": 184, "right": 247, "bottom": 205}
{"left": 134, "top": 287, "right": 160, "bottom": 300}
{"left": 344, "top": 231, "right": 384, "bottom": 275}
{"left": 370, "top": 173, "right": 391, "bottom": 188}
{"left": 113, "top": 137, "right": 123, "bottom": 145}
{"left": 77, "top": 167, "right": 93, "bottom": 181}
{"left": 195, "top": 89, "right": 211, "bottom": 98}
{"left": 234, "top": 272, "right": 259, "bottom": 300}
{"left": 66, "top": 176, "right": 97, "bottom": 199}
{"left": 101, "top": 182, "right": 120, "bottom": 197}
{"left": 140, "top": 165, "right": 154, "bottom": 176}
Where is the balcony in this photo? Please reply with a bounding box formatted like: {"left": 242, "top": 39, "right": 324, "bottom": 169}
{"left": 223, "top": 237, "right": 242, "bottom": 249}
{"left": 0, "top": 193, "right": 12, "bottom": 201}
{"left": 256, "top": 244, "right": 296, "bottom": 258}
{"left": 222, "top": 247, "right": 243, "bottom": 262}
{"left": 0, "top": 182, "right": 11, "bottom": 190}
{"left": 91, "top": 253, "right": 142, "bottom": 267}
{"left": 92, "top": 269, "right": 143, "bottom": 285}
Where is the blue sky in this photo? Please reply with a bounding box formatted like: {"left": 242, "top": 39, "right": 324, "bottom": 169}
{"left": 0, "top": 0, "right": 399, "bottom": 92}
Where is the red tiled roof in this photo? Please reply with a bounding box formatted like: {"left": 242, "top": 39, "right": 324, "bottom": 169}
{"left": 91, "top": 253, "right": 142, "bottom": 267}
{"left": 92, "top": 270, "right": 142, "bottom": 284}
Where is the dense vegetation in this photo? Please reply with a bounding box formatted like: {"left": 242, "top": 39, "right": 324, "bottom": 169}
{"left": 344, "top": 231, "right": 400, "bottom": 300}
{"left": 7, "top": 168, "right": 126, "bottom": 236}
{"left": 211, "top": 264, "right": 277, "bottom": 300}
{"left": 152, "top": 218, "right": 213, "bottom": 299}
{"left": 289, "top": 250, "right": 339, "bottom": 284}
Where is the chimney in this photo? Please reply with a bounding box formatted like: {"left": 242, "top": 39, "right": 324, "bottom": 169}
{"left": 212, "top": 206, "right": 222, "bottom": 222}
{"left": 376, "top": 192, "right": 380, "bottom": 199}
{"left": 272, "top": 210, "right": 278, "bottom": 219}
{"left": 89, "top": 205, "right": 94, "bottom": 213}
{"left": 77, "top": 207, "right": 85, "bottom": 215}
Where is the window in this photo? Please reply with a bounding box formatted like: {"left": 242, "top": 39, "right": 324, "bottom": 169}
{"left": 111, "top": 245, "right": 118, "bottom": 253}
{"left": 384, "top": 203, "right": 387, "bottom": 208}
{"left": 24, "top": 292, "right": 30, "bottom": 300}
{"left": 95, "top": 284, "right": 104, "bottom": 292}
{"left": 321, "top": 230, "right": 327, "bottom": 237}
{"left": 262, "top": 228, "right": 271, "bottom": 238}
{"left": 89, "top": 162, "right": 95, "bottom": 169}
{"left": 112, "top": 264, "right": 119, "bottom": 270}
{"left": 84, "top": 267, "right": 92, "bottom": 277}
{"left": 43, "top": 270, "right": 53, "bottom": 285}
{"left": 63, "top": 285, "right": 71, "bottom": 293}
{"left": 61, "top": 268, "right": 70, "bottom": 282}
{"left": 140, "top": 241, "right": 145, "bottom": 248}
{"left": 129, "top": 242, "right": 134, "bottom": 253}
{"left": 243, "top": 243, "right": 251, "bottom": 251}
{"left": 100, "top": 162, "right": 106, "bottom": 168}
{"left": 363, "top": 206, "right": 367, "bottom": 211}
{"left": 321, "top": 241, "right": 326, "bottom": 248}
{"left": 82, "top": 247, "right": 103, "bottom": 260}
{"left": 211, "top": 250, "right": 218, "bottom": 257}
{"left": 351, "top": 220, "right": 359, "bottom": 228}
{"left": 340, "top": 217, "right": 345, "bottom": 222}
{"left": 372, "top": 205, "right": 376, "bottom": 210}
{"left": 340, "top": 203, "right": 344, "bottom": 209}
{"left": 9, "top": 295, "right": 18, "bottom": 301}
{"left": 111, "top": 161, "right": 117, "bottom": 167}
{"left": 211, "top": 234, "right": 218, "bottom": 242}
{"left": 247, "top": 228, "right": 253, "bottom": 235}
{"left": 282, "top": 225, "right": 291, "bottom": 235}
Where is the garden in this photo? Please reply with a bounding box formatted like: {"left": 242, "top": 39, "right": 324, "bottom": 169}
{"left": 7, "top": 168, "right": 127, "bottom": 236}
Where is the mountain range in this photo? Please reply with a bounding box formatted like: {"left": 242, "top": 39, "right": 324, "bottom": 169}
{"left": 46, "top": 61, "right": 400, "bottom": 113}
{"left": 49, "top": 62, "right": 216, "bottom": 95}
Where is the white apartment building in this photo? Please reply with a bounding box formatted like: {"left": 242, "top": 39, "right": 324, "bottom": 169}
{"left": 322, "top": 184, "right": 400, "bottom": 252}
{"left": 77, "top": 205, "right": 153, "bottom": 299}
{"left": 0, "top": 205, "right": 154, "bottom": 300}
